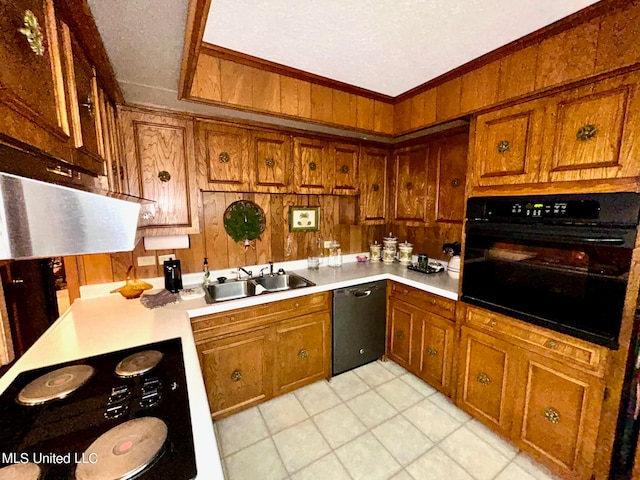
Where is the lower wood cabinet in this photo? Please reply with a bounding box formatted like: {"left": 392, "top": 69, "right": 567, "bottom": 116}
{"left": 192, "top": 292, "right": 331, "bottom": 419}
{"left": 387, "top": 282, "right": 455, "bottom": 396}
{"left": 458, "top": 305, "right": 607, "bottom": 480}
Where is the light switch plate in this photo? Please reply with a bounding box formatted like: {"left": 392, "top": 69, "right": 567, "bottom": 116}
{"left": 158, "top": 254, "right": 175, "bottom": 265}
{"left": 137, "top": 255, "right": 156, "bottom": 267}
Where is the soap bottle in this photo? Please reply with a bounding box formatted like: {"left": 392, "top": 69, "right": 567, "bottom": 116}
{"left": 203, "top": 257, "right": 211, "bottom": 286}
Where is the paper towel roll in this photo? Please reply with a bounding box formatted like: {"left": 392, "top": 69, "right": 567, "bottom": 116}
{"left": 143, "top": 235, "right": 190, "bottom": 251}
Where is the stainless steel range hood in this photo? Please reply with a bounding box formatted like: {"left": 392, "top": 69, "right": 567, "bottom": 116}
{"left": 0, "top": 140, "right": 153, "bottom": 260}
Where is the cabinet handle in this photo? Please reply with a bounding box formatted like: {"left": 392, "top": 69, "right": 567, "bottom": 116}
{"left": 497, "top": 140, "right": 510, "bottom": 154}
{"left": 294, "top": 302, "right": 300, "bottom": 308}
{"left": 309, "top": 161, "right": 317, "bottom": 171}
{"left": 219, "top": 151, "right": 230, "bottom": 163}
{"left": 265, "top": 157, "right": 275, "bottom": 168}
{"left": 157, "top": 170, "right": 171, "bottom": 182}
{"left": 80, "top": 94, "right": 95, "bottom": 118}
{"left": 545, "top": 340, "right": 558, "bottom": 350}
{"left": 427, "top": 347, "right": 437, "bottom": 357}
{"left": 396, "top": 330, "right": 405, "bottom": 340}
{"left": 544, "top": 407, "right": 560, "bottom": 424}
{"left": 230, "top": 370, "right": 242, "bottom": 382}
{"left": 341, "top": 165, "right": 349, "bottom": 174}
{"left": 18, "top": 10, "right": 44, "bottom": 56}
{"left": 451, "top": 178, "right": 460, "bottom": 188}
{"left": 298, "top": 349, "right": 308, "bottom": 360}
{"left": 576, "top": 124, "right": 597, "bottom": 142}
{"left": 489, "top": 321, "right": 497, "bottom": 328}
{"left": 372, "top": 183, "right": 380, "bottom": 192}
{"left": 476, "top": 373, "right": 491, "bottom": 385}
{"left": 405, "top": 182, "right": 413, "bottom": 190}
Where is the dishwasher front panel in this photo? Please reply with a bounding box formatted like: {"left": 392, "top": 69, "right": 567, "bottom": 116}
{"left": 332, "top": 280, "right": 386, "bottom": 376}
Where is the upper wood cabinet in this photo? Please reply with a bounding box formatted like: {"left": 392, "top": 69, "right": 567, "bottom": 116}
{"left": 359, "top": 147, "right": 389, "bottom": 224}
{"left": 293, "top": 136, "right": 331, "bottom": 194}
{"left": 432, "top": 132, "right": 468, "bottom": 223}
{"left": 391, "top": 144, "right": 431, "bottom": 225}
{"left": 251, "top": 131, "right": 291, "bottom": 193}
{"left": 0, "top": 0, "right": 71, "bottom": 161}
{"left": 332, "top": 142, "right": 359, "bottom": 195}
{"left": 120, "top": 107, "right": 199, "bottom": 235}
{"left": 195, "top": 121, "right": 250, "bottom": 192}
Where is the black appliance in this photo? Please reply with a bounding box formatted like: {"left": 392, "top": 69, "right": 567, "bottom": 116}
{"left": 163, "top": 259, "right": 183, "bottom": 293}
{"left": 332, "top": 281, "right": 386, "bottom": 375}
{"left": 462, "top": 193, "right": 640, "bottom": 349}
{"left": 0, "top": 338, "right": 197, "bottom": 479}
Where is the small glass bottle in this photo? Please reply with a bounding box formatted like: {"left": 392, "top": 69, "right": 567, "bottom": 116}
{"left": 328, "top": 241, "right": 342, "bottom": 268}
{"left": 203, "top": 257, "right": 211, "bottom": 285}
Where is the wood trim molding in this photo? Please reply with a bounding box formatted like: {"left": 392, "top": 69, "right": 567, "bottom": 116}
{"left": 55, "top": 0, "right": 124, "bottom": 104}
{"left": 178, "top": 0, "right": 214, "bottom": 100}
{"left": 199, "top": 43, "right": 395, "bottom": 104}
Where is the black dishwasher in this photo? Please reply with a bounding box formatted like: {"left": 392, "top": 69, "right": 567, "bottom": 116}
{"left": 332, "top": 280, "right": 386, "bottom": 375}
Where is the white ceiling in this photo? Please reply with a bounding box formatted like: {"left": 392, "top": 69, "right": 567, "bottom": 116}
{"left": 203, "top": 0, "right": 599, "bottom": 97}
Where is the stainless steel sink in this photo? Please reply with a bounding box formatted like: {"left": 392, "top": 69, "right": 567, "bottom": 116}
{"left": 203, "top": 272, "right": 314, "bottom": 303}
{"left": 254, "top": 273, "right": 315, "bottom": 292}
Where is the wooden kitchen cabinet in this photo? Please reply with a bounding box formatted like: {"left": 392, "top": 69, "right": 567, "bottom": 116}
{"left": 197, "top": 327, "right": 272, "bottom": 418}
{"left": 120, "top": 107, "right": 199, "bottom": 235}
{"left": 98, "top": 86, "right": 127, "bottom": 194}
{"left": 274, "top": 312, "right": 329, "bottom": 395}
{"left": 293, "top": 136, "right": 331, "bottom": 194}
{"left": 191, "top": 292, "right": 331, "bottom": 420}
{"left": 195, "top": 121, "right": 251, "bottom": 191}
{"left": 250, "top": 130, "right": 291, "bottom": 193}
{"left": 387, "top": 282, "right": 456, "bottom": 396}
{"left": 391, "top": 144, "right": 431, "bottom": 225}
{"left": 331, "top": 142, "right": 359, "bottom": 195}
{"left": 431, "top": 131, "right": 468, "bottom": 223}
{"left": 359, "top": 146, "right": 389, "bottom": 224}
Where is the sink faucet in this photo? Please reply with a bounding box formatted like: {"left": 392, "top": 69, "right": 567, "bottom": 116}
{"left": 237, "top": 266, "right": 253, "bottom": 279}
{"left": 259, "top": 261, "right": 274, "bottom": 277}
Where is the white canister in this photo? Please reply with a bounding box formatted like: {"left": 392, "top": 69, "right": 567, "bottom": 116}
{"left": 382, "top": 247, "right": 396, "bottom": 264}
{"left": 369, "top": 242, "right": 382, "bottom": 262}
{"left": 398, "top": 241, "right": 413, "bottom": 265}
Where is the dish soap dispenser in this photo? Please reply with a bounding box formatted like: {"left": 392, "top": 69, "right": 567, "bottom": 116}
{"left": 203, "top": 257, "right": 211, "bottom": 286}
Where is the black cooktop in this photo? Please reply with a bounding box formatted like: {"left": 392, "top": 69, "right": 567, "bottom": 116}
{"left": 0, "top": 338, "right": 197, "bottom": 479}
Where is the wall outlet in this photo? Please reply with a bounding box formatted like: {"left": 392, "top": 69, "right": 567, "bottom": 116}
{"left": 158, "top": 254, "right": 175, "bottom": 265}
{"left": 323, "top": 240, "right": 332, "bottom": 248}
{"left": 137, "top": 255, "right": 156, "bottom": 267}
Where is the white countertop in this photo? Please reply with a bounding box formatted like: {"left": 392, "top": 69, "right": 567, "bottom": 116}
{"left": 0, "top": 256, "right": 459, "bottom": 479}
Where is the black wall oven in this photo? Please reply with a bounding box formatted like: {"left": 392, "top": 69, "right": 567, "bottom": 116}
{"left": 462, "top": 193, "right": 640, "bottom": 349}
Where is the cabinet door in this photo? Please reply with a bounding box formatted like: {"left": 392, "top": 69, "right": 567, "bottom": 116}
{"left": 392, "top": 144, "right": 430, "bottom": 225}
{"left": 98, "top": 87, "right": 126, "bottom": 193}
{"left": 432, "top": 133, "right": 468, "bottom": 223}
{"left": 541, "top": 74, "right": 640, "bottom": 183}
{"left": 359, "top": 147, "right": 389, "bottom": 224}
{"left": 293, "top": 137, "right": 331, "bottom": 194}
{"left": 196, "top": 122, "right": 250, "bottom": 191}
{"left": 387, "top": 298, "right": 416, "bottom": 370}
{"left": 120, "top": 108, "right": 199, "bottom": 234}
{"left": 251, "top": 131, "right": 291, "bottom": 193}
{"left": 472, "top": 99, "right": 545, "bottom": 187}
{"left": 457, "top": 326, "right": 516, "bottom": 436}
{"left": 513, "top": 355, "right": 604, "bottom": 477}
{"left": 332, "top": 142, "right": 359, "bottom": 195}
{"left": 274, "top": 312, "right": 329, "bottom": 394}
{"left": 416, "top": 313, "right": 454, "bottom": 396}
{"left": 0, "top": 0, "right": 71, "bottom": 159}
{"left": 197, "top": 328, "right": 271, "bottom": 419}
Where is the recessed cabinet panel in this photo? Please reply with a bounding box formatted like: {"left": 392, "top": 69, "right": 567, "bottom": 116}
{"left": 252, "top": 131, "right": 291, "bottom": 193}
{"left": 359, "top": 147, "right": 389, "bottom": 224}
{"left": 196, "top": 122, "right": 250, "bottom": 191}
{"left": 387, "top": 299, "right": 414, "bottom": 369}
{"left": 433, "top": 133, "right": 468, "bottom": 223}
{"left": 332, "top": 142, "right": 359, "bottom": 195}
{"left": 293, "top": 137, "right": 330, "bottom": 194}
{"left": 418, "top": 314, "right": 454, "bottom": 394}
{"left": 393, "top": 144, "right": 429, "bottom": 224}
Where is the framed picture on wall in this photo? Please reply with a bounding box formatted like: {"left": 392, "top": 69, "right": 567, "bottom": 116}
{"left": 289, "top": 206, "right": 320, "bottom": 232}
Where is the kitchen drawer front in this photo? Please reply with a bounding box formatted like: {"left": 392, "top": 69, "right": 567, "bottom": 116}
{"left": 389, "top": 282, "right": 455, "bottom": 319}
{"left": 465, "top": 306, "right": 606, "bottom": 376}
{"left": 191, "top": 291, "right": 331, "bottom": 341}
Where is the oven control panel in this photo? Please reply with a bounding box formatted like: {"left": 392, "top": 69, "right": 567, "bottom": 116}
{"left": 485, "top": 199, "right": 600, "bottom": 219}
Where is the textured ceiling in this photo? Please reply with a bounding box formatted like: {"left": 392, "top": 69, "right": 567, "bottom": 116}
{"left": 203, "top": 0, "right": 600, "bottom": 97}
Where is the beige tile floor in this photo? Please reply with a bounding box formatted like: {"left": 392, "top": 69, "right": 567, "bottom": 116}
{"left": 214, "top": 360, "right": 561, "bottom": 480}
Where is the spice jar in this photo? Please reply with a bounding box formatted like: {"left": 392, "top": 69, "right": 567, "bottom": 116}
{"left": 398, "top": 241, "right": 413, "bottom": 265}
{"left": 369, "top": 241, "right": 382, "bottom": 262}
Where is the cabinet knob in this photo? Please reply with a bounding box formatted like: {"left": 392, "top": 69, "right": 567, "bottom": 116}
{"left": 309, "top": 161, "right": 317, "bottom": 171}
{"left": 396, "top": 330, "right": 405, "bottom": 340}
{"left": 489, "top": 321, "right": 497, "bottom": 328}
{"left": 372, "top": 184, "right": 380, "bottom": 192}
{"left": 543, "top": 407, "right": 560, "bottom": 424}
{"left": 80, "top": 94, "right": 95, "bottom": 118}
{"left": 545, "top": 340, "right": 558, "bottom": 350}
{"left": 219, "top": 151, "right": 230, "bottom": 163}
{"left": 230, "top": 370, "right": 242, "bottom": 382}
{"left": 341, "top": 165, "right": 349, "bottom": 174}
{"left": 298, "top": 349, "right": 308, "bottom": 360}
{"left": 265, "top": 157, "right": 276, "bottom": 168}
{"left": 18, "top": 10, "right": 44, "bottom": 56}
{"left": 157, "top": 170, "right": 171, "bottom": 182}
{"left": 294, "top": 302, "right": 300, "bottom": 308}
{"left": 496, "top": 140, "right": 510, "bottom": 154}
{"left": 576, "top": 124, "right": 597, "bottom": 142}
{"left": 476, "top": 373, "right": 491, "bottom": 385}
{"left": 405, "top": 182, "right": 413, "bottom": 190}
{"left": 451, "top": 178, "right": 460, "bottom": 187}
{"left": 427, "top": 347, "right": 437, "bottom": 357}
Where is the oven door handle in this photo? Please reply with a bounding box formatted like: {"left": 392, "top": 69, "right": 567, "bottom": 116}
{"left": 468, "top": 225, "right": 632, "bottom": 247}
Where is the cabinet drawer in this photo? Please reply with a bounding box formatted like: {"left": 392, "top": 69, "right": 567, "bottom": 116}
{"left": 390, "top": 282, "right": 455, "bottom": 319}
{"left": 465, "top": 306, "right": 607, "bottom": 375}
{"left": 191, "top": 291, "right": 331, "bottom": 341}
